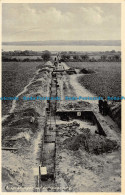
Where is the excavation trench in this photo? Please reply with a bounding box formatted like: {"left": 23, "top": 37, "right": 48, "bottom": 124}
{"left": 2, "top": 60, "right": 121, "bottom": 192}
{"left": 38, "top": 61, "right": 120, "bottom": 192}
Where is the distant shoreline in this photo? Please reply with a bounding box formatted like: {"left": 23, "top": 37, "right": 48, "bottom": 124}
{"left": 2, "top": 40, "right": 121, "bottom": 46}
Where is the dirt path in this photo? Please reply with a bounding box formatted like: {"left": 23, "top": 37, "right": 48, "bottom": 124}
{"left": 61, "top": 62, "right": 98, "bottom": 108}
{"left": 69, "top": 74, "right": 98, "bottom": 105}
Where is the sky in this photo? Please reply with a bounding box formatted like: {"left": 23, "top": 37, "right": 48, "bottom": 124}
{"left": 2, "top": 3, "right": 121, "bottom": 42}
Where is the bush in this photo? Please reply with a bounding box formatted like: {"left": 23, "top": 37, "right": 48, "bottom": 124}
{"left": 41, "top": 50, "right": 51, "bottom": 61}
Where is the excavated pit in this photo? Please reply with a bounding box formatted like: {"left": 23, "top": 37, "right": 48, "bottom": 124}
{"left": 56, "top": 119, "right": 119, "bottom": 155}
{"left": 55, "top": 119, "right": 120, "bottom": 192}
{"left": 63, "top": 130, "right": 118, "bottom": 154}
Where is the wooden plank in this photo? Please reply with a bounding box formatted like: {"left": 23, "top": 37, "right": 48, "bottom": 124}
{"left": 42, "top": 143, "right": 55, "bottom": 173}
{"left": 3, "top": 139, "right": 16, "bottom": 141}
{"left": 44, "top": 135, "right": 55, "bottom": 143}
{"left": 2, "top": 147, "right": 18, "bottom": 150}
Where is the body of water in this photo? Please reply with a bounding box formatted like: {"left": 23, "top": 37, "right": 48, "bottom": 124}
{"left": 2, "top": 45, "right": 121, "bottom": 52}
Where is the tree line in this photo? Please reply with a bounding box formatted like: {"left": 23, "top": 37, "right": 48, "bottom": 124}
{"left": 61, "top": 54, "right": 121, "bottom": 62}
{"left": 2, "top": 50, "right": 121, "bottom": 62}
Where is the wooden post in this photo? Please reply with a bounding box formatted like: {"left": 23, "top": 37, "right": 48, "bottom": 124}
{"left": 38, "top": 165, "right": 41, "bottom": 191}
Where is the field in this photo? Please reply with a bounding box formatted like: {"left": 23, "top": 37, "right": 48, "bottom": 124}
{"left": 67, "top": 62, "right": 121, "bottom": 98}
{"left": 2, "top": 61, "right": 43, "bottom": 116}
{"left": 10, "top": 55, "right": 42, "bottom": 60}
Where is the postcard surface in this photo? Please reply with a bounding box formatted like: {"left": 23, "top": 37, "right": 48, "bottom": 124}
{"left": 1, "top": 0, "right": 124, "bottom": 194}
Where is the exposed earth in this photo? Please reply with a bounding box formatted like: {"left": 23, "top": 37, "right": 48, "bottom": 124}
{"left": 2, "top": 60, "right": 121, "bottom": 192}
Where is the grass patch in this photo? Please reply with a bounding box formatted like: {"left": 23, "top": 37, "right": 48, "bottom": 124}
{"left": 67, "top": 62, "right": 121, "bottom": 97}
{"left": 2, "top": 62, "right": 44, "bottom": 115}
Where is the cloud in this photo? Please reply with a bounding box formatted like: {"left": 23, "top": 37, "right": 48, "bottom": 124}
{"left": 80, "top": 7, "right": 103, "bottom": 25}
{"left": 2, "top": 4, "right": 121, "bottom": 41}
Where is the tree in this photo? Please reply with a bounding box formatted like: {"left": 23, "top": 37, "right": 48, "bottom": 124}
{"left": 101, "top": 55, "right": 107, "bottom": 61}
{"left": 66, "top": 54, "right": 70, "bottom": 60}
{"left": 111, "top": 50, "right": 116, "bottom": 53}
{"left": 113, "top": 55, "right": 121, "bottom": 62}
{"left": 73, "top": 55, "right": 79, "bottom": 61}
{"left": 41, "top": 50, "right": 51, "bottom": 61}
{"left": 107, "top": 56, "right": 112, "bottom": 62}
{"left": 61, "top": 54, "right": 70, "bottom": 61}
{"left": 81, "top": 54, "right": 89, "bottom": 61}
{"left": 90, "top": 57, "right": 96, "bottom": 62}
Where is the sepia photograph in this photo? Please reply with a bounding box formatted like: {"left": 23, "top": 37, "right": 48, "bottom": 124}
{"left": 1, "top": 1, "right": 123, "bottom": 193}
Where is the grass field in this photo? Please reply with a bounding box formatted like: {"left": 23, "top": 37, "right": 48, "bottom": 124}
{"left": 2, "top": 61, "right": 44, "bottom": 116}
{"left": 10, "top": 55, "right": 42, "bottom": 59}
{"left": 67, "top": 62, "right": 121, "bottom": 98}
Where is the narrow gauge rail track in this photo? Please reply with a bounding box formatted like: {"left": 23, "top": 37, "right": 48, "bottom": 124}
{"left": 34, "top": 57, "right": 112, "bottom": 192}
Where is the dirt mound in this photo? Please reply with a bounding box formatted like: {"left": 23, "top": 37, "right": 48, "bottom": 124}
{"left": 34, "top": 73, "right": 47, "bottom": 81}
{"left": 22, "top": 108, "right": 40, "bottom": 117}
{"left": 63, "top": 128, "right": 119, "bottom": 154}
{"left": 80, "top": 68, "right": 95, "bottom": 74}
{"left": 56, "top": 121, "right": 80, "bottom": 128}
{"left": 27, "top": 81, "right": 43, "bottom": 90}
{"left": 108, "top": 102, "right": 121, "bottom": 128}
{"left": 34, "top": 70, "right": 51, "bottom": 81}
{"left": 30, "top": 80, "right": 43, "bottom": 86}
{"left": 56, "top": 121, "right": 80, "bottom": 137}
{"left": 2, "top": 107, "right": 40, "bottom": 140}
{"left": 39, "top": 68, "right": 51, "bottom": 73}
{"left": 2, "top": 135, "right": 30, "bottom": 149}
{"left": 62, "top": 101, "right": 91, "bottom": 110}
{"left": 27, "top": 79, "right": 47, "bottom": 93}
{"left": 2, "top": 113, "right": 15, "bottom": 126}
{"left": 66, "top": 68, "right": 77, "bottom": 75}
{"left": 37, "top": 64, "right": 45, "bottom": 69}
{"left": 2, "top": 162, "right": 25, "bottom": 192}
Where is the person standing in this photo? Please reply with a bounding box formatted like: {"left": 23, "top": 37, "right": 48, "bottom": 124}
{"left": 98, "top": 97, "right": 103, "bottom": 114}
{"left": 103, "top": 97, "right": 108, "bottom": 116}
